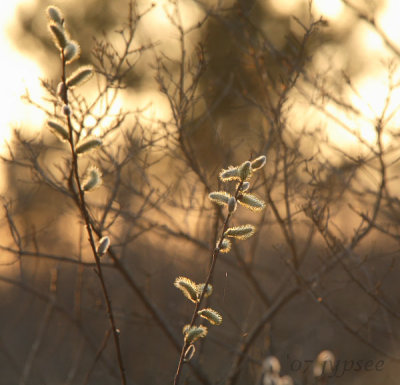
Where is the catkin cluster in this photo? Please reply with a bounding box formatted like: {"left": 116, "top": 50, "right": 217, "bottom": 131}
{"left": 45, "top": 5, "right": 102, "bottom": 192}
{"left": 210, "top": 155, "right": 267, "bottom": 253}
{"left": 174, "top": 276, "right": 220, "bottom": 359}
{"left": 46, "top": 6, "right": 109, "bottom": 256}
{"left": 174, "top": 156, "right": 267, "bottom": 360}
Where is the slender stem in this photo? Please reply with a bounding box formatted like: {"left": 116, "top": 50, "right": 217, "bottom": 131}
{"left": 173, "top": 181, "right": 244, "bottom": 385}
{"left": 60, "top": 51, "right": 127, "bottom": 385}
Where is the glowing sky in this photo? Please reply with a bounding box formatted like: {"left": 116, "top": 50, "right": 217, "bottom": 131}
{"left": 1, "top": 0, "right": 400, "bottom": 157}
{"left": 0, "top": 1, "right": 44, "bottom": 155}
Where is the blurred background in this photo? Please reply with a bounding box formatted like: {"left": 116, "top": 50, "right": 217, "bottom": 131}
{"left": 1, "top": 1, "right": 400, "bottom": 384}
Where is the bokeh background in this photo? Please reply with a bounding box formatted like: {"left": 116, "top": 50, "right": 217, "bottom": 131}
{"left": 1, "top": 1, "right": 400, "bottom": 385}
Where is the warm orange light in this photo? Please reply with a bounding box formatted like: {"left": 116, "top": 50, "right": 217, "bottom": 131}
{"left": 0, "top": 1, "right": 46, "bottom": 194}
{"left": 0, "top": 1, "right": 45, "bottom": 157}
{"left": 313, "top": 0, "right": 344, "bottom": 19}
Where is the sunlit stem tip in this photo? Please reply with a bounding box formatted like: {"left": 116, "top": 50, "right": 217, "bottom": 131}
{"left": 217, "top": 238, "right": 231, "bottom": 253}
{"left": 174, "top": 277, "right": 198, "bottom": 303}
{"left": 47, "top": 6, "right": 64, "bottom": 25}
{"left": 183, "top": 325, "right": 208, "bottom": 344}
{"left": 97, "top": 236, "right": 110, "bottom": 256}
{"left": 183, "top": 344, "right": 196, "bottom": 362}
{"left": 196, "top": 283, "right": 213, "bottom": 299}
{"left": 47, "top": 120, "right": 69, "bottom": 141}
{"left": 224, "top": 225, "right": 256, "bottom": 240}
{"left": 238, "top": 160, "right": 252, "bottom": 181}
{"left": 66, "top": 65, "right": 94, "bottom": 88}
{"left": 237, "top": 193, "right": 266, "bottom": 211}
{"left": 208, "top": 191, "right": 231, "bottom": 206}
{"left": 76, "top": 138, "right": 102, "bottom": 154}
{"left": 251, "top": 155, "right": 267, "bottom": 170}
{"left": 49, "top": 23, "right": 68, "bottom": 50}
{"left": 64, "top": 41, "right": 81, "bottom": 64}
{"left": 198, "top": 308, "right": 222, "bottom": 325}
{"left": 219, "top": 166, "right": 240, "bottom": 182}
{"left": 83, "top": 166, "right": 102, "bottom": 191}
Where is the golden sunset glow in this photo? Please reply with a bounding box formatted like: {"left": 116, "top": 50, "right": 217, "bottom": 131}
{"left": 313, "top": 0, "right": 344, "bottom": 19}
{"left": 0, "top": 1, "right": 45, "bottom": 155}
{"left": 1, "top": 3, "right": 400, "bottom": 382}
{"left": 1, "top": 0, "right": 400, "bottom": 158}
